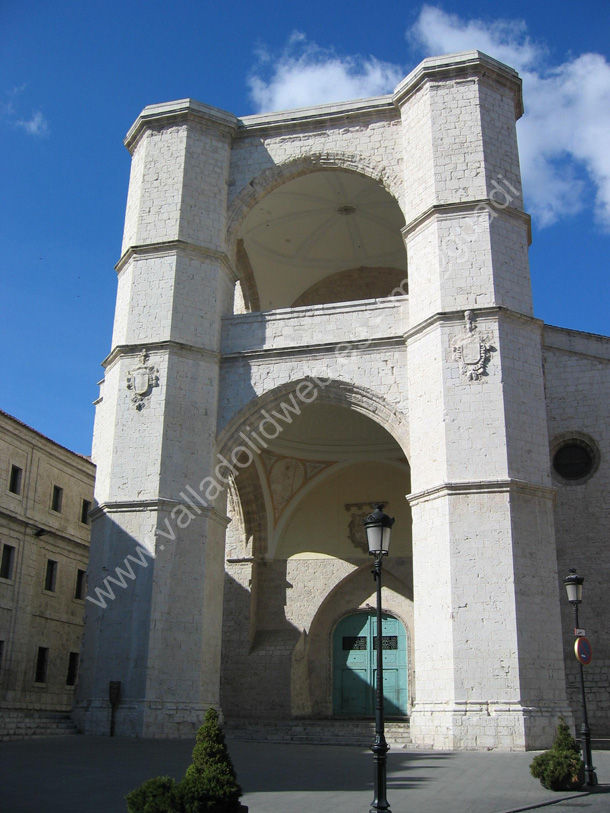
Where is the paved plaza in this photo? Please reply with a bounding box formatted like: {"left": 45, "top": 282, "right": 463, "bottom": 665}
{"left": 2, "top": 735, "right": 610, "bottom": 813}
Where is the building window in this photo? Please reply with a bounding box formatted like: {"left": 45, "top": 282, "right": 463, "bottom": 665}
{"left": 44, "top": 559, "right": 58, "bottom": 592}
{"left": 51, "top": 485, "right": 63, "bottom": 513}
{"left": 75, "top": 569, "right": 86, "bottom": 600}
{"left": 80, "top": 499, "right": 91, "bottom": 525}
{"left": 66, "top": 652, "right": 80, "bottom": 686}
{"left": 35, "top": 647, "right": 49, "bottom": 683}
{"left": 0, "top": 544, "right": 15, "bottom": 580}
{"left": 9, "top": 465, "right": 23, "bottom": 495}
{"left": 552, "top": 435, "right": 600, "bottom": 483}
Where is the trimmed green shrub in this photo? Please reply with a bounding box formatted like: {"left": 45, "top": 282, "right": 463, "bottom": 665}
{"left": 530, "top": 718, "right": 585, "bottom": 791}
{"left": 179, "top": 709, "right": 242, "bottom": 813}
{"left": 125, "top": 776, "right": 180, "bottom": 813}
{"left": 125, "top": 709, "right": 244, "bottom": 812}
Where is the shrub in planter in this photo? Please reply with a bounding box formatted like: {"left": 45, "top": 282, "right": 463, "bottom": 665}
{"left": 530, "top": 718, "right": 585, "bottom": 791}
{"left": 125, "top": 776, "right": 180, "bottom": 813}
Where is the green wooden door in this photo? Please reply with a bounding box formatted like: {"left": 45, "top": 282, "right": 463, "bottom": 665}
{"left": 332, "top": 612, "right": 408, "bottom": 717}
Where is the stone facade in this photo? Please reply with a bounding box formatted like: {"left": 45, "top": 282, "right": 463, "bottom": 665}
{"left": 0, "top": 410, "right": 95, "bottom": 722}
{"left": 75, "top": 51, "right": 609, "bottom": 750}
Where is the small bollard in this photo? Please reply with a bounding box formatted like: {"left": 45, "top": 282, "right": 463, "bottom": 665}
{"left": 108, "top": 680, "right": 121, "bottom": 737}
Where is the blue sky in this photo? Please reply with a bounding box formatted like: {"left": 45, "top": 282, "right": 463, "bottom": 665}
{"left": 2, "top": 1, "right": 609, "bottom": 454}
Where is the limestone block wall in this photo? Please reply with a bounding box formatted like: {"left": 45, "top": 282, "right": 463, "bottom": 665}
{"left": 0, "top": 412, "right": 94, "bottom": 715}
{"left": 218, "top": 299, "right": 409, "bottom": 440}
{"left": 122, "top": 102, "right": 237, "bottom": 253}
{"left": 544, "top": 327, "right": 610, "bottom": 734}
{"left": 220, "top": 297, "right": 408, "bottom": 356}
{"left": 221, "top": 557, "right": 413, "bottom": 720}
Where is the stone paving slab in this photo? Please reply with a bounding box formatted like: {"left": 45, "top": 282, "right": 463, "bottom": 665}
{"left": 1, "top": 736, "right": 609, "bottom": 813}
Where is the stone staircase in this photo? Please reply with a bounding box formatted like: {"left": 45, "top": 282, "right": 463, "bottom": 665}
{"left": 224, "top": 718, "right": 411, "bottom": 748}
{"left": 0, "top": 710, "right": 80, "bottom": 741}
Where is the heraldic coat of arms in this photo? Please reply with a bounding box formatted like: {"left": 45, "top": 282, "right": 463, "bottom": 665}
{"left": 452, "top": 310, "right": 493, "bottom": 382}
{"left": 126, "top": 348, "right": 159, "bottom": 410}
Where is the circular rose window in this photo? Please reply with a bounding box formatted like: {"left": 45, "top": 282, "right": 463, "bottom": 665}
{"left": 551, "top": 436, "right": 599, "bottom": 483}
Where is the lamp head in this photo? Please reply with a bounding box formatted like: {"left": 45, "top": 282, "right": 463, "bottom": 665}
{"left": 563, "top": 568, "right": 584, "bottom": 605}
{"left": 363, "top": 503, "right": 395, "bottom": 556}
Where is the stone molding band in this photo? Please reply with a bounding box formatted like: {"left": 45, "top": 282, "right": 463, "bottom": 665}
{"left": 237, "top": 97, "right": 397, "bottom": 137}
{"left": 401, "top": 199, "right": 531, "bottom": 244}
{"left": 407, "top": 478, "right": 556, "bottom": 506}
{"left": 220, "top": 334, "right": 406, "bottom": 362}
{"left": 103, "top": 340, "right": 220, "bottom": 370}
{"left": 91, "top": 499, "right": 230, "bottom": 529}
{"left": 392, "top": 52, "right": 522, "bottom": 115}
{"left": 125, "top": 102, "right": 238, "bottom": 153}
{"left": 404, "top": 305, "right": 543, "bottom": 344}
{"left": 115, "top": 239, "right": 237, "bottom": 284}
{"left": 411, "top": 700, "right": 572, "bottom": 714}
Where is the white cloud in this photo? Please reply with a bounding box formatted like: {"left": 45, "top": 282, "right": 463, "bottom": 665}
{"left": 409, "top": 5, "right": 610, "bottom": 229}
{"left": 2, "top": 85, "right": 49, "bottom": 138}
{"left": 248, "top": 9, "right": 610, "bottom": 230}
{"left": 247, "top": 32, "right": 402, "bottom": 113}
{"left": 408, "top": 5, "right": 545, "bottom": 73}
{"left": 14, "top": 110, "right": 49, "bottom": 137}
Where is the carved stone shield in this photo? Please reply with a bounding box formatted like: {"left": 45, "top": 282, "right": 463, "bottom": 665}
{"left": 126, "top": 349, "right": 159, "bottom": 410}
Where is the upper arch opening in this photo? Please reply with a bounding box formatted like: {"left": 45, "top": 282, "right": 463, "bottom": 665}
{"left": 235, "top": 169, "right": 407, "bottom": 312}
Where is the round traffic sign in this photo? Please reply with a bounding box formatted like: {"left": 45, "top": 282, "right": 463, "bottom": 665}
{"left": 575, "top": 637, "right": 592, "bottom": 665}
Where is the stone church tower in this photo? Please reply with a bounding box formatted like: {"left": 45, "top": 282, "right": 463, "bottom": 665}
{"left": 75, "top": 51, "right": 608, "bottom": 750}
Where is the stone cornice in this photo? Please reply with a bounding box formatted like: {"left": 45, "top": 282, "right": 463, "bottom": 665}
{"left": 125, "top": 99, "right": 238, "bottom": 153}
{"left": 404, "top": 306, "right": 543, "bottom": 344}
{"left": 407, "top": 479, "right": 556, "bottom": 507}
{"left": 220, "top": 334, "right": 406, "bottom": 363}
{"left": 91, "top": 499, "right": 231, "bottom": 528}
{"left": 401, "top": 200, "right": 532, "bottom": 245}
{"left": 0, "top": 410, "right": 95, "bottom": 470}
{"left": 0, "top": 509, "right": 91, "bottom": 549}
{"left": 236, "top": 96, "right": 397, "bottom": 137}
{"left": 543, "top": 324, "right": 610, "bottom": 360}
{"left": 102, "top": 341, "right": 220, "bottom": 370}
{"left": 115, "top": 240, "right": 238, "bottom": 283}
{"left": 393, "top": 50, "right": 523, "bottom": 118}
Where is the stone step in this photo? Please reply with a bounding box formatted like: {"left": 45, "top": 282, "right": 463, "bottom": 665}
{"left": 0, "top": 710, "right": 80, "bottom": 741}
{"left": 224, "top": 718, "right": 411, "bottom": 748}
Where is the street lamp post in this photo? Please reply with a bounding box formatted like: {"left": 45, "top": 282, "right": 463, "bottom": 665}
{"left": 363, "top": 504, "right": 395, "bottom": 813}
{"left": 563, "top": 569, "right": 598, "bottom": 787}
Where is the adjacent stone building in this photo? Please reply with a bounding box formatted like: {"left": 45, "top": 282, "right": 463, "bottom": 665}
{"left": 0, "top": 410, "right": 95, "bottom": 734}
{"left": 74, "top": 51, "right": 610, "bottom": 750}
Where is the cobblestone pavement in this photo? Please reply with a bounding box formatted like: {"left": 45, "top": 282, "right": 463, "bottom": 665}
{"left": 2, "top": 736, "right": 610, "bottom": 813}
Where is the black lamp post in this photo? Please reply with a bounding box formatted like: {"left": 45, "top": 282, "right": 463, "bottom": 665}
{"left": 563, "top": 568, "right": 598, "bottom": 787}
{"left": 363, "top": 504, "right": 395, "bottom": 813}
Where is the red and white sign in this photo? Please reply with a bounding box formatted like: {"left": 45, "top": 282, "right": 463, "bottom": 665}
{"left": 575, "top": 637, "right": 592, "bottom": 665}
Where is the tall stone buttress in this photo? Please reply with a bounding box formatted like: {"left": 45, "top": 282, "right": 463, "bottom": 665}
{"left": 398, "top": 54, "right": 569, "bottom": 748}
{"left": 75, "top": 102, "right": 238, "bottom": 736}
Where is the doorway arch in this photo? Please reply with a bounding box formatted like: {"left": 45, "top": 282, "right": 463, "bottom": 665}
{"left": 332, "top": 611, "right": 408, "bottom": 717}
